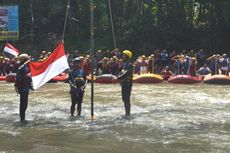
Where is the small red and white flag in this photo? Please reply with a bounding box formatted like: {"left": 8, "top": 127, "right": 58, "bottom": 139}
{"left": 3, "top": 43, "right": 20, "bottom": 57}
{"left": 29, "top": 42, "right": 69, "bottom": 90}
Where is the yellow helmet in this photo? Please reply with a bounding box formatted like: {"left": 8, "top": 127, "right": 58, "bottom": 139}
{"left": 122, "top": 50, "right": 132, "bottom": 59}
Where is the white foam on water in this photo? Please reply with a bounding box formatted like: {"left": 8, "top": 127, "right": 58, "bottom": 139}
{"left": 1, "top": 82, "right": 230, "bottom": 152}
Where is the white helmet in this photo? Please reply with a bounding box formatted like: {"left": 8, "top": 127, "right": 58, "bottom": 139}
{"left": 18, "top": 53, "right": 29, "bottom": 61}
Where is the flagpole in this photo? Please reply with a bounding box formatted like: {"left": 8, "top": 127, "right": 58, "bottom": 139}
{"left": 62, "top": 0, "right": 71, "bottom": 41}
{"left": 30, "top": 0, "right": 34, "bottom": 44}
{"left": 90, "top": 0, "right": 95, "bottom": 120}
{"left": 108, "top": 0, "right": 116, "bottom": 49}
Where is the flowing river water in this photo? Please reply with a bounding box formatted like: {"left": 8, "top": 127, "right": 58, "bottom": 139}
{"left": 0, "top": 81, "right": 230, "bottom": 153}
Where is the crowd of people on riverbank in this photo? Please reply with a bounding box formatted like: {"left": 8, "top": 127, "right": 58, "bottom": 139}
{"left": 1, "top": 48, "right": 230, "bottom": 77}
{"left": 0, "top": 56, "right": 20, "bottom": 76}
{"left": 70, "top": 48, "right": 230, "bottom": 77}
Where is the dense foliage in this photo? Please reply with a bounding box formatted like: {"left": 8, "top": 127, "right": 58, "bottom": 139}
{"left": 1, "top": 0, "right": 230, "bottom": 56}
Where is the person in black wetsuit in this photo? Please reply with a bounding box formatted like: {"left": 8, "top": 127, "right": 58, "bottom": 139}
{"left": 68, "top": 57, "right": 87, "bottom": 117}
{"left": 14, "top": 54, "right": 32, "bottom": 122}
{"left": 117, "top": 50, "right": 133, "bottom": 116}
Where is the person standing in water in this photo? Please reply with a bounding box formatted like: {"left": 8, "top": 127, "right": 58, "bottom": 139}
{"left": 117, "top": 50, "right": 133, "bottom": 116}
{"left": 68, "top": 57, "right": 87, "bottom": 117}
{"left": 14, "top": 54, "right": 32, "bottom": 122}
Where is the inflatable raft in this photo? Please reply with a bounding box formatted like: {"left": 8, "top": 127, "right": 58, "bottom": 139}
{"left": 168, "top": 75, "right": 202, "bottom": 84}
{"left": 0, "top": 76, "right": 6, "bottom": 81}
{"left": 5, "top": 73, "right": 68, "bottom": 83}
{"left": 133, "top": 74, "right": 163, "bottom": 83}
{"left": 203, "top": 74, "right": 230, "bottom": 85}
{"left": 52, "top": 73, "right": 68, "bottom": 82}
{"left": 5, "top": 73, "right": 16, "bottom": 83}
{"left": 95, "top": 74, "right": 119, "bottom": 83}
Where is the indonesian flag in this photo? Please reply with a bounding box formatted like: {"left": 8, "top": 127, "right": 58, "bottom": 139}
{"left": 29, "top": 42, "right": 69, "bottom": 90}
{"left": 3, "top": 43, "right": 20, "bottom": 57}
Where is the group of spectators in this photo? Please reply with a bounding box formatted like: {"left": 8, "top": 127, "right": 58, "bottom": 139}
{"left": 0, "top": 56, "right": 20, "bottom": 76}
{"left": 71, "top": 48, "right": 229, "bottom": 77}
{"left": 1, "top": 48, "right": 229, "bottom": 77}
{"left": 0, "top": 50, "right": 51, "bottom": 76}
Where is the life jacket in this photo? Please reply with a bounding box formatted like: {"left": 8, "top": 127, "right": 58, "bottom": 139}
{"left": 9, "top": 60, "right": 15, "bottom": 68}
{"left": 101, "top": 61, "right": 109, "bottom": 74}
{"left": 109, "top": 61, "right": 119, "bottom": 74}
{"left": 15, "top": 65, "right": 32, "bottom": 89}
{"left": 140, "top": 60, "right": 148, "bottom": 74}
{"left": 220, "top": 58, "right": 228, "bottom": 67}
{"left": 70, "top": 69, "right": 85, "bottom": 88}
{"left": 82, "top": 61, "right": 91, "bottom": 75}
{"left": 197, "top": 67, "right": 211, "bottom": 75}
{"left": 189, "top": 64, "right": 196, "bottom": 73}
{"left": 110, "top": 61, "right": 118, "bottom": 69}
{"left": 184, "top": 58, "right": 190, "bottom": 69}
{"left": 4, "top": 61, "right": 10, "bottom": 71}
{"left": 0, "top": 60, "right": 4, "bottom": 68}
{"left": 209, "top": 60, "right": 217, "bottom": 70}
{"left": 161, "top": 53, "right": 168, "bottom": 61}
{"left": 175, "top": 59, "right": 181, "bottom": 69}
{"left": 14, "top": 61, "right": 20, "bottom": 72}
{"left": 118, "top": 62, "right": 133, "bottom": 80}
{"left": 140, "top": 60, "right": 148, "bottom": 66}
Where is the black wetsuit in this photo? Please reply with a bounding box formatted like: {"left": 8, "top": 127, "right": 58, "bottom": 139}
{"left": 15, "top": 64, "right": 32, "bottom": 121}
{"left": 117, "top": 61, "right": 133, "bottom": 115}
{"left": 68, "top": 69, "right": 86, "bottom": 116}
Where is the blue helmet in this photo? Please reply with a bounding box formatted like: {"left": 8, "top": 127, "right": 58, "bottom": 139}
{"left": 223, "top": 54, "right": 228, "bottom": 58}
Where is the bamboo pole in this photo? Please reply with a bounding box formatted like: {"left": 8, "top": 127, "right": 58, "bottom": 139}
{"left": 90, "top": 0, "right": 95, "bottom": 120}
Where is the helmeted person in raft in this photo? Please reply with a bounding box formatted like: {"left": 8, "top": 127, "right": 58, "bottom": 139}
{"left": 68, "top": 57, "right": 87, "bottom": 117}
{"left": 14, "top": 54, "right": 33, "bottom": 122}
{"left": 117, "top": 50, "right": 133, "bottom": 116}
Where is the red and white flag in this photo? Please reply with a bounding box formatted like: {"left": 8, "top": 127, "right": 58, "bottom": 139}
{"left": 29, "top": 42, "right": 69, "bottom": 90}
{"left": 3, "top": 43, "right": 20, "bottom": 57}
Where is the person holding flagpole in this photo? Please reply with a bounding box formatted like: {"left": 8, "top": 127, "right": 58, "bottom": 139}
{"left": 14, "top": 54, "right": 32, "bottom": 122}
{"left": 117, "top": 50, "right": 133, "bottom": 116}
{"left": 68, "top": 57, "right": 87, "bottom": 117}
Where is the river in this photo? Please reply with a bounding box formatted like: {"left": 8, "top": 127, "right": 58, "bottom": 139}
{"left": 0, "top": 82, "right": 230, "bottom": 153}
